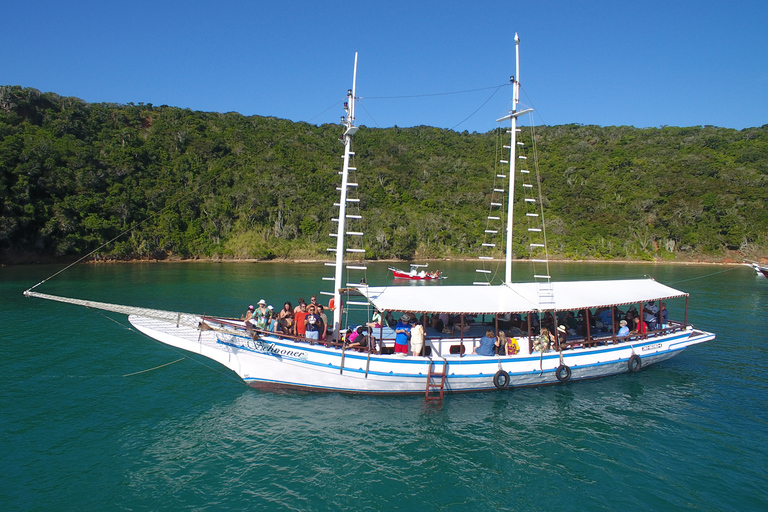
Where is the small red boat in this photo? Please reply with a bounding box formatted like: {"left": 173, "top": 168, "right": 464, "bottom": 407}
{"left": 388, "top": 264, "right": 445, "bottom": 280}
{"left": 746, "top": 262, "right": 768, "bottom": 279}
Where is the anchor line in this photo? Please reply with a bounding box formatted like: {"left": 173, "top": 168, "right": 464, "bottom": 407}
{"left": 123, "top": 358, "right": 186, "bottom": 377}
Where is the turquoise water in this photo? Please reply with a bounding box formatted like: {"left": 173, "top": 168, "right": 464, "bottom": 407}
{"left": 1, "top": 261, "right": 766, "bottom": 511}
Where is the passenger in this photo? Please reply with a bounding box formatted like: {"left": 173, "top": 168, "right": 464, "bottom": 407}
{"left": 660, "top": 302, "right": 668, "bottom": 327}
{"left": 528, "top": 313, "right": 540, "bottom": 332}
{"left": 505, "top": 332, "right": 520, "bottom": 355}
{"left": 542, "top": 312, "right": 555, "bottom": 333}
{"left": 294, "top": 302, "right": 308, "bottom": 337}
{"left": 496, "top": 331, "right": 508, "bottom": 355}
{"left": 347, "top": 326, "right": 361, "bottom": 345}
{"left": 632, "top": 316, "right": 648, "bottom": 338}
{"left": 565, "top": 311, "right": 578, "bottom": 335}
{"left": 473, "top": 329, "right": 497, "bottom": 356}
{"left": 267, "top": 306, "right": 279, "bottom": 332}
{"left": 278, "top": 301, "right": 294, "bottom": 334}
{"left": 533, "top": 327, "right": 554, "bottom": 352}
{"left": 617, "top": 319, "right": 630, "bottom": 338}
{"left": 598, "top": 308, "right": 613, "bottom": 331}
{"left": 643, "top": 301, "right": 659, "bottom": 331}
{"left": 394, "top": 315, "right": 411, "bottom": 355}
{"left": 626, "top": 306, "right": 639, "bottom": 325}
{"left": 309, "top": 295, "right": 318, "bottom": 309}
{"left": 438, "top": 313, "right": 450, "bottom": 331}
{"left": 254, "top": 299, "right": 270, "bottom": 330}
{"left": 409, "top": 318, "right": 425, "bottom": 356}
{"left": 244, "top": 305, "right": 255, "bottom": 325}
{"left": 385, "top": 311, "right": 397, "bottom": 328}
{"left": 304, "top": 304, "right": 324, "bottom": 341}
{"left": 294, "top": 298, "right": 306, "bottom": 314}
{"left": 346, "top": 326, "right": 369, "bottom": 351}
{"left": 432, "top": 314, "right": 444, "bottom": 333}
{"left": 556, "top": 324, "right": 568, "bottom": 350}
{"left": 317, "top": 304, "right": 329, "bottom": 340}
{"left": 366, "top": 310, "right": 383, "bottom": 329}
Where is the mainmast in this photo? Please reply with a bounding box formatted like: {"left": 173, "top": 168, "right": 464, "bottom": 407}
{"left": 330, "top": 53, "right": 360, "bottom": 340}
{"left": 497, "top": 33, "right": 532, "bottom": 284}
{"left": 505, "top": 34, "right": 521, "bottom": 284}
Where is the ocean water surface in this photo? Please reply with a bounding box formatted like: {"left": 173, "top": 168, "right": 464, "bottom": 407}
{"left": 1, "top": 261, "right": 766, "bottom": 511}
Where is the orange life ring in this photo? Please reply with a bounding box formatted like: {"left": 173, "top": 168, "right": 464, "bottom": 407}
{"left": 329, "top": 298, "right": 336, "bottom": 311}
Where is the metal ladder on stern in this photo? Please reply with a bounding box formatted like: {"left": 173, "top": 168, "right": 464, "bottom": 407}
{"left": 425, "top": 359, "right": 447, "bottom": 401}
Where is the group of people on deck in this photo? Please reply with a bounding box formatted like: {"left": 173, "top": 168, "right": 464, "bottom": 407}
{"left": 244, "top": 295, "right": 330, "bottom": 340}
{"left": 530, "top": 302, "right": 667, "bottom": 339}
{"left": 533, "top": 301, "right": 669, "bottom": 352}
{"left": 473, "top": 330, "right": 520, "bottom": 356}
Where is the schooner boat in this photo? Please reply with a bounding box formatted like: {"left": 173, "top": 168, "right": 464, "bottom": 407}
{"left": 25, "top": 36, "right": 715, "bottom": 396}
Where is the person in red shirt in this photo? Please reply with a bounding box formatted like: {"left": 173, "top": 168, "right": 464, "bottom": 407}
{"left": 294, "top": 302, "right": 308, "bottom": 337}
{"left": 632, "top": 316, "right": 648, "bottom": 339}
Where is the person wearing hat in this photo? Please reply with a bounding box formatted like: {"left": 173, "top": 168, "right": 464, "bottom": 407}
{"left": 254, "top": 299, "right": 271, "bottom": 330}
{"left": 617, "top": 319, "right": 630, "bottom": 338}
{"left": 556, "top": 324, "right": 568, "bottom": 350}
{"left": 304, "top": 303, "right": 324, "bottom": 341}
{"left": 394, "top": 315, "right": 411, "bottom": 355}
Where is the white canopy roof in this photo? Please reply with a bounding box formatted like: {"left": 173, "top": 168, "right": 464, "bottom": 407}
{"left": 351, "top": 279, "right": 687, "bottom": 314}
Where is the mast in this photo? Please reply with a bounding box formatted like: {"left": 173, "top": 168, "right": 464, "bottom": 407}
{"left": 331, "top": 53, "right": 359, "bottom": 340}
{"left": 505, "top": 33, "right": 521, "bottom": 284}
{"left": 495, "top": 33, "right": 533, "bottom": 284}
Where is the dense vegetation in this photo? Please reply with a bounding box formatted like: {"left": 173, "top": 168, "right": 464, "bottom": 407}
{"left": 1, "top": 85, "right": 766, "bottom": 264}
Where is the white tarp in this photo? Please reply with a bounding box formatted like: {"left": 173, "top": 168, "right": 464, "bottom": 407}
{"left": 352, "top": 279, "right": 687, "bottom": 314}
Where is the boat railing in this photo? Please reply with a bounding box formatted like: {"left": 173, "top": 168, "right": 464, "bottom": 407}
{"left": 246, "top": 326, "right": 383, "bottom": 355}
{"left": 552, "top": 320, "right": 687, "bottom": 351}
{"left": 209, "top": 316, "right": 688, "bottom": 356}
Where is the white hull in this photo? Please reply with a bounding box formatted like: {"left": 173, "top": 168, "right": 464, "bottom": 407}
{"left": 129, "top": 315, "right": 714, "bottom": 394}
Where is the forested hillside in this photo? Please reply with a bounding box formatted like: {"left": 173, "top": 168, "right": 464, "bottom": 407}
{"left": 1, "top": 85, "right": 766, "bottom": 264}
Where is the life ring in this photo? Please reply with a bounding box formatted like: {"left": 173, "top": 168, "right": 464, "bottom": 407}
{"left": 493, "top": 370, "right": 510, "bottom": 389}
{"left": 329, "top": 298, "right": 336, "bottom": 311}
{"left": 628, "top": 354, "right": 642, "bottom": 373}
{"left": 556, "top": 364, "right": 571, "bottom": 382}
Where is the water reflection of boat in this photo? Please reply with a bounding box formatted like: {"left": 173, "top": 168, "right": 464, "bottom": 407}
{"left": 388, "top": 264, "right": 445, "bottom": 280}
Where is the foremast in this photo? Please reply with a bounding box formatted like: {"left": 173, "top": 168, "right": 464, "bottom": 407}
{"left": 328, "top": 53, "right": 361, "bottom": 340}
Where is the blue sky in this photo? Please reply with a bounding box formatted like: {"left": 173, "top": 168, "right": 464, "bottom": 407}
{"left": 4, "top": 0, "right": 767, "bottom": 132}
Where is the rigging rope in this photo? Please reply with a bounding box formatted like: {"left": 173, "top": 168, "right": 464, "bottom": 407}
{"left": 666, "top": 265, "right": 742, "bottom": 285}
{"left": 451, "top": 84, "right": 506, "bottom": 131}
{"left": 364, "top": 83, "right": 510, "bottom": 100}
